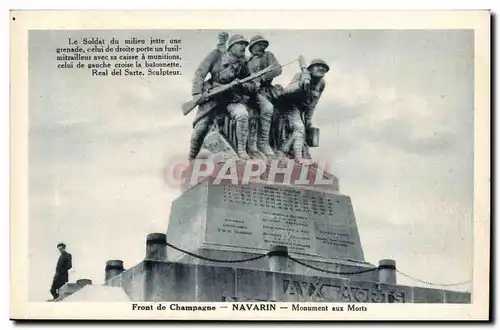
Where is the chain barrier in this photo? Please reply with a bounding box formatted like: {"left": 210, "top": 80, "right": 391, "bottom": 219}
{"left": 166, "top": 242, "right": 268, "bottom": 263}
{"left": 396, "top": 269, "right": 471, "bottom": 287}
{"left": 166, "top": 242, "right": 471, "bottom": 287}
{"left": 286, "top": 255, "right": 380, "bottom": 276}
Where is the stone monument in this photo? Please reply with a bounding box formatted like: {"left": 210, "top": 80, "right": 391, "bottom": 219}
{"left": 168, "top": 33, "right": 381, "bottom": 284}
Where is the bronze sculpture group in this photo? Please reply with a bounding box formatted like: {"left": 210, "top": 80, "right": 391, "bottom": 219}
{"left": 183, "top": 32, "right": 329, "bottom": 162}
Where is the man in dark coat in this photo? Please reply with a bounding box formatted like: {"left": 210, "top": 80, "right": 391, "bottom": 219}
{"left": 188, "top": 34, "right": 258, "bottom": 161}
{"left": 50, "top": 243, "right": 72, "bottom": 300}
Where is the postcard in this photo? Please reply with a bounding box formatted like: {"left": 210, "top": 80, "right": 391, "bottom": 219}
{"left": 10, "top": 10, "right": 490, "bottom": 320}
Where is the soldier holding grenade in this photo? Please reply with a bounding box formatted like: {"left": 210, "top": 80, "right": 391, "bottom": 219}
{"left": 246, "top": 35, "right": 283, "bottom": 158}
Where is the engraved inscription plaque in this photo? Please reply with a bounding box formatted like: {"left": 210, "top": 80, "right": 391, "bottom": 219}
{"left": 261, "top": 212, "right": 315, "bottom": 254}
{"left": 202, "top": 183, "right": 365, "bottom": 260}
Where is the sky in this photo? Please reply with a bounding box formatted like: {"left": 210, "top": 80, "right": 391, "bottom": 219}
{"left": 29, "top": 29, "right": 474, "bottom": 301}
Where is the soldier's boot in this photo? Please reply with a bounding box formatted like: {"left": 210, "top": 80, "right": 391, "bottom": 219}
{"left": 188, "top": 139, "right": 203, "bottom": 162}
{"left": 292, "top": 133, "right": 304, "bottom": 163}
{"left": 247, "top": 119, "right": 264, "bottom": 159}
{"left": 188, "top": 118, "right": 211, "bottom": 161}
{"left": 277, "top": 134, "right": 294, "bottom": 159}
{"left": 235, "top": 118, "right": 251, "bottom": 160}
{"left": 257, "top": 113, "right": 277, "bottom": 158}
{"left": 303, "top": 145, "right": 312, "bottom": 160}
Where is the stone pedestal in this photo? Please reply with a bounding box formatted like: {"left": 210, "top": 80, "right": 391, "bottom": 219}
{"left": 167, "top": 162, "right": 370, "bottom": 280}
{"left": 88, "top": 161, "right": 471, "bottom": 304}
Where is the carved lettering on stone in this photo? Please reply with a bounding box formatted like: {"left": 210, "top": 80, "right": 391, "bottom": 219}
{"left": 283, "top": 280, "right": 406, "bottom": 303}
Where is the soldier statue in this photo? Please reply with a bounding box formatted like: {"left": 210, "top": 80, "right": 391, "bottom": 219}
{"left": 274, "top": 58, "right": 329, "bottom": 161}
{"left": 184, "top": 32, "right": 329, "bottom": 163}
{"left": 188, "top": 34, "right": 258, "bottom": 161}
{"left": 246, "top": 35, "right": 283, "bottom": 158}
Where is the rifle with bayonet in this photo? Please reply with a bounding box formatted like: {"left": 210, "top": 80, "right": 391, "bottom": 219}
{"left": 181, "top": 64, "right": 281, "bottom": 116}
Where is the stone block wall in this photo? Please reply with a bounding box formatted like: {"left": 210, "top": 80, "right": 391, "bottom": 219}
{"left": 107, "top": 260, "right": 470, "bottom": 303}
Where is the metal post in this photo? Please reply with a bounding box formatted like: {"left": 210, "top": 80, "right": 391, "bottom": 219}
{"left": 378, "top": 259, "right": 397, "bottom": 284}
{"left": 268, "top": 245, "right": 289, "bottom": 272}
{"left": 104, "top": 260, "right": 124, "bottom": 283}
{"left": 146, "top": 233, "right": 167, "bottom": 261}
{"left": 268, "top": 245, "right": 290, "bottom": 302}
